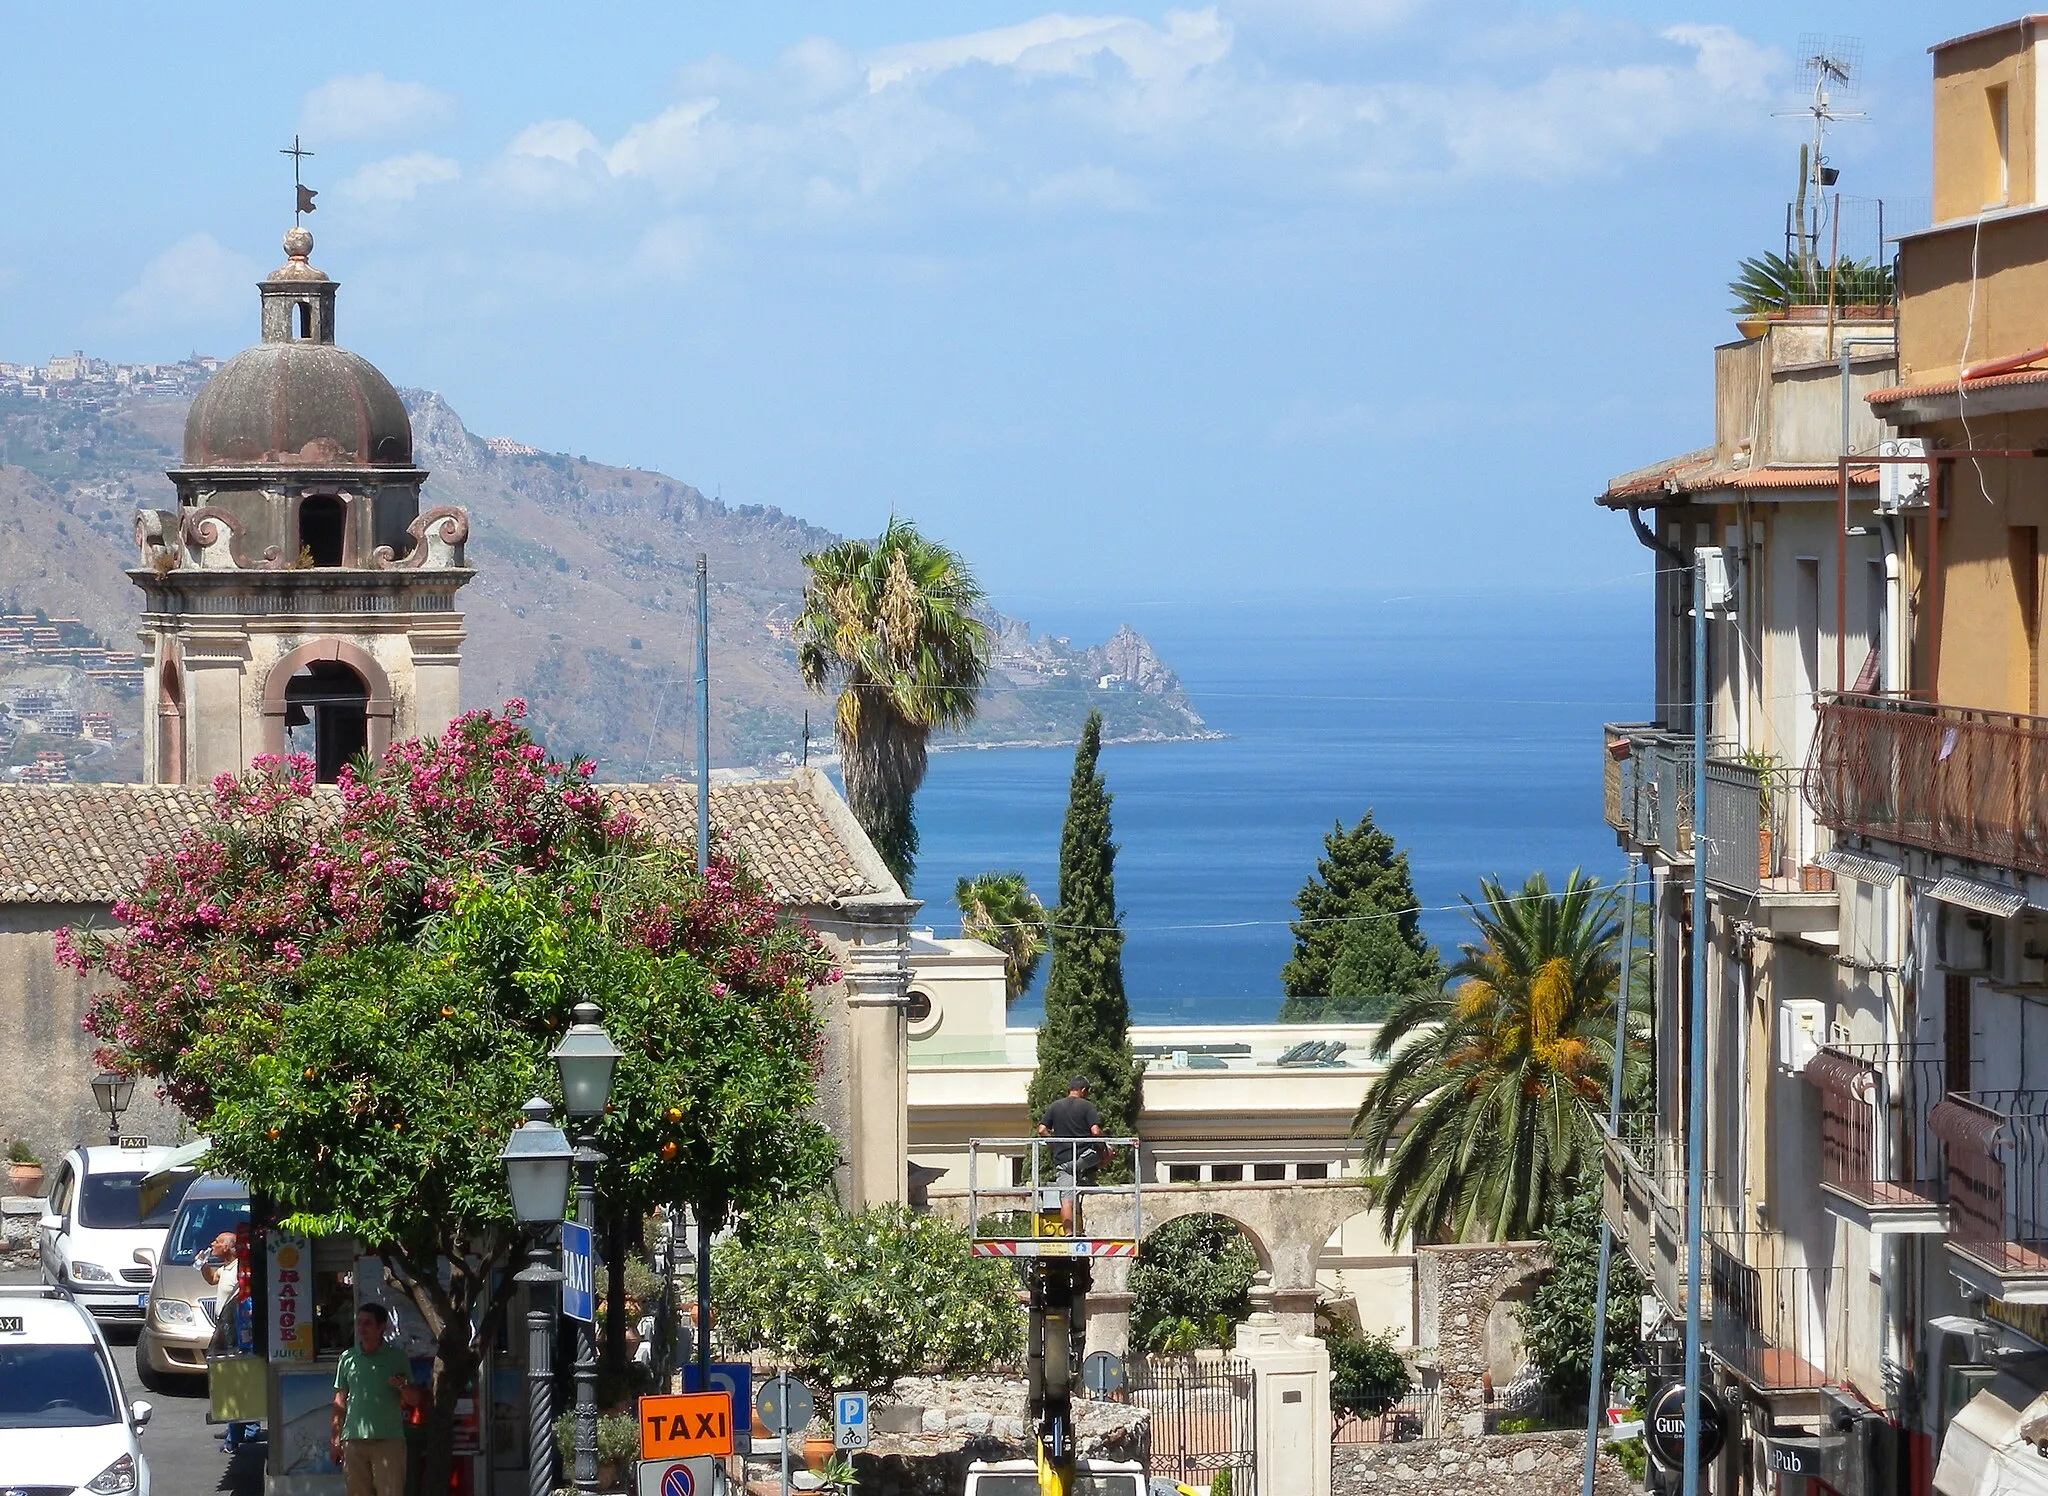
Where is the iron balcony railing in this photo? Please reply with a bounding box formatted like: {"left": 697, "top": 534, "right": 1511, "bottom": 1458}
{"left": 1706, "top": 1233, "right": 1834, "bottom": 1392}
{"left": 1808, "top": 693, "right": 2048, "bottom": 877}
{"left": 1603, "top": 725, "right": 1695, "bottom": 860}
{"left": 1806, "top": 1043, "right": 1948, "bottom": 1216}
{"left": 1929, "top": 1092, "right": 2048, "bottom": 1280}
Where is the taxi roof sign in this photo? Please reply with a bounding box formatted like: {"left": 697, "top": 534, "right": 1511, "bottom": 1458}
{"left": 639, "top": 1391, "right": 734, "bottom": 1459}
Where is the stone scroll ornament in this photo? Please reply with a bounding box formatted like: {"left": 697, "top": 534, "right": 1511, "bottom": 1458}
{"left": 373, "top": 506, "right": 469, "bottom": 570}
{"left": 179, "top": 507, "right": 246, "bottom": 570}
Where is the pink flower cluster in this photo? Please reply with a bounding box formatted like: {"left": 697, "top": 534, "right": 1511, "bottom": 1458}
{"left": 64, "top": 703, "right": 834, "bottom": 1117}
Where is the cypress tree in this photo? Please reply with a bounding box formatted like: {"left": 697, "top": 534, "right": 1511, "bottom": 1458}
{"left": 1028, "top": 711, "right": 1142, "bottom": 1138}
{"left": 1278, "top": 811, "right": 1442, "bottom": 1023}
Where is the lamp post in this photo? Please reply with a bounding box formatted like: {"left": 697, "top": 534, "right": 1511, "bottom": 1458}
{"left": 90, "top": 1073, "right": 134, "bottom": 1148}
{"left": 552, "top": 1002, "right": 621, "bottom": 1496}
{"left": 499, "top": 1098, "right": 573, "bottom": 1496}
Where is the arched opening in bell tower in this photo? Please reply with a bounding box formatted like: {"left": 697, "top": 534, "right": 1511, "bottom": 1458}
{"left": 298, "top": 495, "right": 346, "bottom": 567}
{"left": 283, "top": 660, "right": 369, "bottom": 782}
{"left": 156, "top": 659, "right": 185, "bottom": 785}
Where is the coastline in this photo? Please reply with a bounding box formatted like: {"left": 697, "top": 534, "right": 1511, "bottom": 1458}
{"left": 931, "top": 727, "right": 1228, "bottom": 755}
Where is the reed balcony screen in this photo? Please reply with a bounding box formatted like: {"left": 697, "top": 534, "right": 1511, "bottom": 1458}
{"left": 1929, "top": 1092, "right": 2048, "bottom": 1291}
{"left": 1603, "top": 726, "right": 1694, "bottom": 860}
{"left": 1808, "top": 694, "right": 2048, "bottom": 877}
{"left": 1805, "top": 1044, "right": 1948, "bottom": 1232}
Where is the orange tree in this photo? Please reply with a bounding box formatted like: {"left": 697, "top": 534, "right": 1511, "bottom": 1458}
{"left": 59, "top": 705, "right": 837, "bottom": 1488}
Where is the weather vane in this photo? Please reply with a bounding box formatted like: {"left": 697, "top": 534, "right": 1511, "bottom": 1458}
{"left": 280, "top": 135, "right": 318, "bottom": 222}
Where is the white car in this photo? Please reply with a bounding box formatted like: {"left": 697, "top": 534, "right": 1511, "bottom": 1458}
{"left": 39, "top": 1145, "right": 191, "bottom": 1327}
{"left": 964, "top": 1459, "right": 1146, "bottom": 1495}
{"left": 0, "top": 1283, "right": 153, "bottom": 1493}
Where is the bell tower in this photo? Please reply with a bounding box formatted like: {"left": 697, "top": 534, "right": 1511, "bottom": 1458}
{"left": 131, "top": 228, "right": 473, "bottom": 784}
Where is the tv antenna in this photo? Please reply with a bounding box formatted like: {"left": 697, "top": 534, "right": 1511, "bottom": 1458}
{"left": 1774, "top": 36, "right": 1865, "bottom": 282}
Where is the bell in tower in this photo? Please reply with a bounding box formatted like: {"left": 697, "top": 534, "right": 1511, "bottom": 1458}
{"left": 131, "top": 228, "right": 474, "bottom": 785}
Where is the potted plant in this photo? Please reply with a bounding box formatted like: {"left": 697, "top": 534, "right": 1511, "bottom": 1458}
{"left": 6, "top": 1140, "right": 42, "bottom": 1197}
{"left": 554, "top": 1410, "right": 641, "bottom": 1491}
{"left": 802, "top": 1412, "right": 837, "bottom": 1471}
{"left": 1738, "top": 748, "right": 1783, "bottom": 881}
{"left": 1727, "top": 252, "right": 1894, "bottom": 339}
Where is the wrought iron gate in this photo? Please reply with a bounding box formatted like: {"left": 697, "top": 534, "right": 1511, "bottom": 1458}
{"left": 1125, "top": 1356, "right": 1258, "bottom": 1493}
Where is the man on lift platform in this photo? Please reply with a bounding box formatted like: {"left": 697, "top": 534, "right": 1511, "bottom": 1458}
{"left": 1036, "top": 1075, "right": 1105, "bottom": 1233}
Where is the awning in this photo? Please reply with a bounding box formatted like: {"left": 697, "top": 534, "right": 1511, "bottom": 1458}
{"left": 1936, "top": 1382, "right": 2048, "bottom": 1496}
{"left": 1805, "top": 1049, "right": 1878, "bottom": 1100}
{"left": 1929, "top": 876, "right": 2028, "bottom": 920}
{"left": 1817, "top": 848, "right": 1903, "bottom": 887}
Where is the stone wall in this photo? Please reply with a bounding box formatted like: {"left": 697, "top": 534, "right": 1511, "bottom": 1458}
{"left": 1414, "top": 1241, "right": 1552, "bottom": 1432}
{"left": 1334, "top": 1431, "right": 1634, "bottom": 1496}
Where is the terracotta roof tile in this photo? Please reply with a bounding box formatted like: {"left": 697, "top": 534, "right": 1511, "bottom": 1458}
{"left": 0, "top": 772, "right": 887, "bottom": 908}
{"left": 1868, "top": 367, "right": 2048, "bottom": 406}
{"left": 1599, "top": 457, "right": 1875, "bottom": 507}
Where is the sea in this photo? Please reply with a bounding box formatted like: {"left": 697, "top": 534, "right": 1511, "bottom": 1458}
{"left": 897, "top": 587, "right": 1652, "bottom": 1028}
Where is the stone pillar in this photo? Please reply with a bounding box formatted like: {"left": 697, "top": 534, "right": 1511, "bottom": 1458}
{"left": 1086, "top": 1257, "right": 1133, "bottom": 1359}
{"left": 1234, "top": 1311, "right": 1331, "bottom": 1496}
{"left": 836, "top": 900, "right": 918, "bottom": 1207}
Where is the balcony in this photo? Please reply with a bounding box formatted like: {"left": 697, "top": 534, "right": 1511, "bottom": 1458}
{"left": 1600, "top": 1110, "right": 1687, "bottom": 1315}
{"left": 1707, "top": 1232, "right": 1833, "bottom": 1396}
{"left": 1809, "top": 694, "right": 2048, "bottom": 878}
{"left": 1930, "top": 1092, "right": 2048, "bottom": 1304}
{"left": 1604, "top": 725, "right": 1693, "bottom": 861}
{"left": 1804, "top": 1045, "right": 1947, "bottom": 1235}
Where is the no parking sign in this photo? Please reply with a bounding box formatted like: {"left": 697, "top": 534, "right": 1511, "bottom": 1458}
{"left": 637, "top": 1455, "right": 721, "bottom": 1496}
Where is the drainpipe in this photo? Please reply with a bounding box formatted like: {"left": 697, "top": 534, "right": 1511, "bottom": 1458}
{"left": 1629, "top": 502, "right": 1692, "bottom": 731}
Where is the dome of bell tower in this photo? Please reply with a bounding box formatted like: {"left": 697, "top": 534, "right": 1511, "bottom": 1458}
{"left": 181, "top": 229, "right": 413, "bottom": 468}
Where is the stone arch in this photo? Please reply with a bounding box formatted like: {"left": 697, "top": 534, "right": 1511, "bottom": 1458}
{"left": 1135, "top": 1198, "right": 1275, "bottom": 1274}
{"left": 261, "top": 638, "right": 395, "bottom": 766}
{"left": 155, "top": 653, "right": 185, "bottom": 785}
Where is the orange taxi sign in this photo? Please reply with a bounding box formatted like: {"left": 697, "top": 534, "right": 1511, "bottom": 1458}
{"left": 639, "top": 1391, "right": 734, "bottom": 1459}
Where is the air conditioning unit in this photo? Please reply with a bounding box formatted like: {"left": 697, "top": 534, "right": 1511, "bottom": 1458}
{"left": 1877, "top": 439, "right": 1931, "bottom": 513}
{"left": 1697, "top": 546, "right": 1738, "bottom": 613}
{"left": 1778, "top": 998, "right": 1826, "bottom": 1072}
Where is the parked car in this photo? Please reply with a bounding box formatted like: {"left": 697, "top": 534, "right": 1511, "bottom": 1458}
{"left": 136, "top": 1174, "right": 249, "bottom": 1389}
{"left": 0, "top": 1282, "right": 153, "bottom": 1493}
{"left": 38, "top": 1144, "right": 191, "bottom": 1327}
{"left": 964, "top": 1460, "right": 1146, "bottom": 1495}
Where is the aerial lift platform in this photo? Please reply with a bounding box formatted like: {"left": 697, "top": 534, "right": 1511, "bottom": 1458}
{"left": 966, "top": 1136, "right": 1143, "bottom": 1496}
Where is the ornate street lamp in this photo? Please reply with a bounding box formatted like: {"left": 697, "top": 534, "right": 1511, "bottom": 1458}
{"left": 499, "top": 1097, "right": 571, "bottom": 1496}
{"left": 91, "top": 1073, "right": 134, "bottom": 1148}
{"left": 551, "top": 1003, "right": 620, "bottom": 1496}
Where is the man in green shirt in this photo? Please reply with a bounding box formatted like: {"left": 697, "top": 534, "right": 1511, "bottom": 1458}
{"left": 331, "top": 1304, "right": 414, "bottom": 1496}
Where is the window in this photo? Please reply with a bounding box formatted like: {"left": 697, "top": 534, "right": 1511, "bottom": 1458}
{"left": 1990, "top": 84, "right": 2011, "bottom": 205}
{"left": 284, "top": 659, "right": 370, "bottom": 783}
{"left": 904, "top": 990, "right": 932, "bottom": 1024}
{"left": 1295, "top": 1161, "right": 1329, "bottom": 1180}
{"left": 0, "top": 1344, "right": 119, "bottom": 1428}
{"left": 165, "top": 1195, "right": 250, "bottom": 1266}
{"left": 296, "top": 301, "right": 313, "bottom": 340}
{"left": 78, "top": 1169, "right": 193, "bottom": 1230}
{"left": 1209, "top": 1163, "right": 1244, "bottom": 1183}
{"left": 1167, "top": 1164, "right": 1201, "bottom": 1184}
{"left": 1253, "top": 1163, "right": 1287, "bottom": 1182}
{"left": 298, "top": 494, "right": 345, "bottom": 567}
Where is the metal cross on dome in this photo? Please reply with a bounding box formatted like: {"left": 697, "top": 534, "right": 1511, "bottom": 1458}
{"left": 280, "top": 135, "right": 318, "bottom": 221}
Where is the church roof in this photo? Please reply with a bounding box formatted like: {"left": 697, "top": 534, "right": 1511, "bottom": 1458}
{"left": 0, "top": 770, "right": 897, "bottom": 909}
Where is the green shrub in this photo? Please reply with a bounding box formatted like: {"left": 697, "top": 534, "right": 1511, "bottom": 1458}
{"left": 1327, "top": 1328, "right": 1410, "bottom": 1420}
{"left": 1130, "top": 1216, "right": 1256, "bottom": 1353}
{"left": 622, "top": 1256, "right": 662, "bottom": 1306}
{"left": 1210, "top": 1469, "right": 1232, "bottom": 1496}
{"left": 5, "top": 1140, "right": 37, "bottom": 1165}
{"left": 552, "top": 1410, "right": 640, "bottom": 1465}
{"left": 1612, "top": 1437, "right": 1647, "bottom": 1482}
{"left": 714, "top": 1199, "right": 1022, "bottom": 1393}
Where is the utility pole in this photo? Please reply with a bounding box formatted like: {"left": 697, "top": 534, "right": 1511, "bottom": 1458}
{"left": 693, "top": 552, "right": 714, "bottom": 1389}
{"left": 1682, "top": 549, "right": 1714, "bottom": 1496}
{"left": 1582, "top": 854, "right": 1640, "bottom": 1496}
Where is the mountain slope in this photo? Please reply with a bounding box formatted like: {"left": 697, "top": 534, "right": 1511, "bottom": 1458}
{"left": 0, "top": 382, "right": 1208, "bottom": 778}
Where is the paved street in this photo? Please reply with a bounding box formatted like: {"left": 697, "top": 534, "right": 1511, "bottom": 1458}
{"left": 2, "top": 1269, "right": 260, "bottom": 1496}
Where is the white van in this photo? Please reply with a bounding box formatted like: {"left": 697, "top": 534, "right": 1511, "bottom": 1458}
{"left": 962, "top": 1459, "right": 1150, "bottom": 1495}
{"left": 39, "top": 1145, "right": 190, "bottom": 1326}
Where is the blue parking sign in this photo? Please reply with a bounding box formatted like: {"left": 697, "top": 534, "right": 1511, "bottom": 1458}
{"left": 561, "top": 1222, "right": 594, "bottom": 1323}
{"left": 683, "top": 1362, "right": 753, "bottom": 1453}
{"left": 834, "top": 1389, "right": 869, "bottom": 1450}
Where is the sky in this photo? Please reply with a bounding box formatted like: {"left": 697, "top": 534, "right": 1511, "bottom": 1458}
{"left": 0, "top": 1, "right": 2010, "bottom": 611}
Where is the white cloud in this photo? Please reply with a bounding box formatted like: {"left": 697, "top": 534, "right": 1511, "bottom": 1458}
{"left": 479, "top": 6, "right": 1781, "bottom": 230}
{"left": 632, "top": 219, "right": 702, "bottom": 280}
{"left": 338, "top": 152, "right": 460, "bottom": 208}
{"left": 114, "top": 235, "right": 261, "bottom": 327}
{"left": 302, "top": 73, "right": 455, "bottom": 143}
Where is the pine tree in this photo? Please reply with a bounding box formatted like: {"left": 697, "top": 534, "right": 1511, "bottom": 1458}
{"left": 1028, "top": 712, "right": 1142, "bottom": 1138}
{"left": 1278, "top": 812, "right": 1442, "bottom": 1023}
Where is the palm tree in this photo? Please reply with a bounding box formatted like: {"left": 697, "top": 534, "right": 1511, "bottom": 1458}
{"left": 795, "top": 517, "right": 991, "bottom": 890}
{"left": 1350, "top": 870, "right": 1647, "bottom": 1245}
{"left": 955, "top": 871, "right": 1049, "bottom": 1006}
